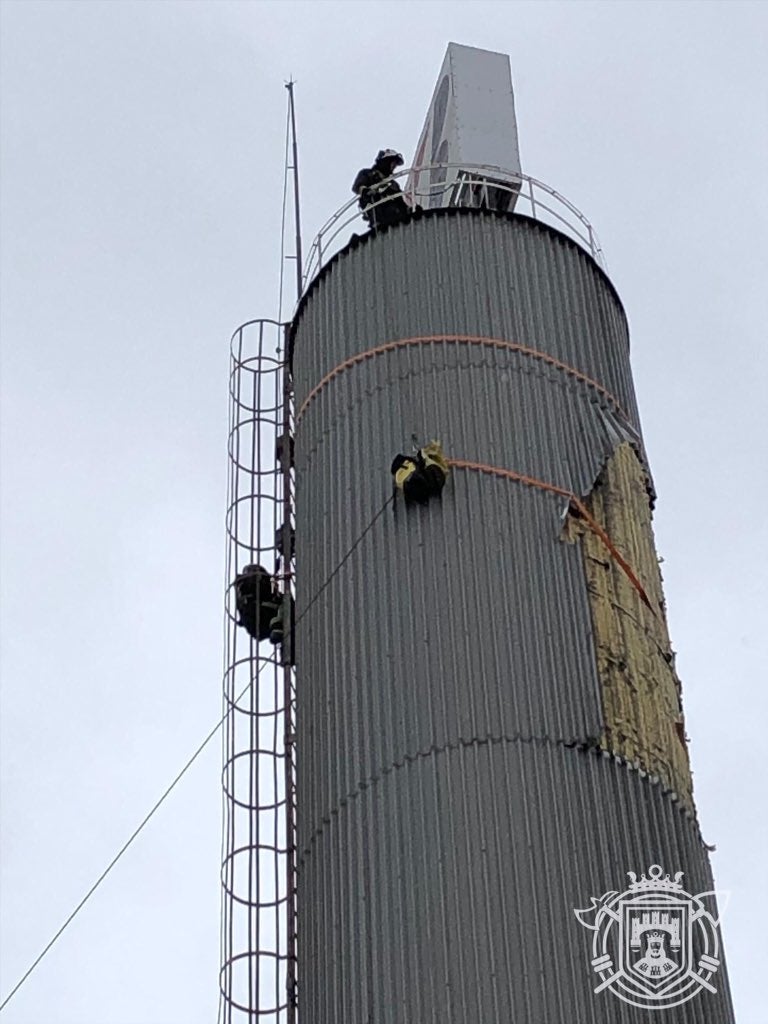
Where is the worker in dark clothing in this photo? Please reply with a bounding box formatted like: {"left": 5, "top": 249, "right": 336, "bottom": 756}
{"left": 391, "top": 440, "right": 449, "bottom": 506}
{"left": 391, "top": 452, "right": 430, "bottom": 505}
{"left": 352, "top": 149, "right": 411, "bottom": 230}
{"left": 234, "top": 564, "right": 281, "bottom": 642}
{"left": 419, "top": 440, "right": 449, "bottom": 496}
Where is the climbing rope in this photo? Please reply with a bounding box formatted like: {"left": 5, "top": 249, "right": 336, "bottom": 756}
{"left": 0, "top": 492, "right": 394, "bottom": 1014}
{"left": 1, "top": 444, "right": 654, "bottom": 1011}
{"left": 0, "top": 678, "right": 259, "bottom": 1014}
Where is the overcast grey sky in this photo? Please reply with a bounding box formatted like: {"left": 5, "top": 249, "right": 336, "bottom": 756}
{"left": 1, "top": 2, "right": 766, "bottom": 1022}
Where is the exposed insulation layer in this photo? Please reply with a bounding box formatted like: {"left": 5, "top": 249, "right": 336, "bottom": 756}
{"left": 566, "top": 442, "right": 693, "bottom": 806}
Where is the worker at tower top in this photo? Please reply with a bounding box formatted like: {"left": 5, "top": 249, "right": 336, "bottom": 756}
{"left": 352, "top": 149, "right": 411, "bottom": 230}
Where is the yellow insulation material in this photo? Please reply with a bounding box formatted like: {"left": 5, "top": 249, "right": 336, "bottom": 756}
{"left": 564, "top": 443, "right": 693, "bottom": 807}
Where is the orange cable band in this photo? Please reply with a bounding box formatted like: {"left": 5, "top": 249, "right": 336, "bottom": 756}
{"left": 449, "top": 458, "right": 656, "bottom": 616}
{"left": 296, "top": 334, "right": 632, "bottom": 424}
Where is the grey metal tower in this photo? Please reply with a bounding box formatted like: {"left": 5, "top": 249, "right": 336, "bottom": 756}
{"left": 287, "top": 202, "right": 734, "bottom": 1020}
{"left": 221, "top": 45, "right": 733, "bottom": 1024}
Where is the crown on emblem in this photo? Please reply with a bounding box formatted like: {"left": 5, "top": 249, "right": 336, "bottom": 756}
{"left": 627, "top": 864, "right": 684, "bottom": 892}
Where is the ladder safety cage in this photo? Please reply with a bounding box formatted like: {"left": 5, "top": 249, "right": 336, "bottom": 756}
{"left": 220, "top": 318, "right": 297, "bottom": 1024}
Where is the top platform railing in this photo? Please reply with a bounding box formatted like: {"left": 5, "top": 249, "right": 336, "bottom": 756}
{"left": 300, "top": 164, "right": 606, "bottom": 294}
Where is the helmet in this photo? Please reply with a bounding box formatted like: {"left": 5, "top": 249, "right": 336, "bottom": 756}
{"left": 376, "top": 149, "right": 404, "bottom": 166}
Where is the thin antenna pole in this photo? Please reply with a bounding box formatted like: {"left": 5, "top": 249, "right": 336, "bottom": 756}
{"left": 285, "top": 80, "right": 304, "bottom": 299}
{"left": 284, "top": 77, "right": 301, "bottom": 1024}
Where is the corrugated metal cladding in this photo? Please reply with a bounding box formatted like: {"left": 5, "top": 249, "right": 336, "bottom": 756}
{"left": 291, "top": 210, "right": 733, "bottom": 1023}
{"left": 290, "top": 209, "right": 640, "bottom": 431}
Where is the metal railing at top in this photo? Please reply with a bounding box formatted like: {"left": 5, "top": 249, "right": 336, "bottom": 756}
{"left": 300, "top": 164, "right": 606, "bottom": 295}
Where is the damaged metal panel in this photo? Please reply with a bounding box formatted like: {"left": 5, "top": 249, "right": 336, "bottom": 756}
{"left": 564, "top": 442, "right": 692, "bottom": 806}
{"left": 291, "top": 210, "right": 733, "bottom": 1023}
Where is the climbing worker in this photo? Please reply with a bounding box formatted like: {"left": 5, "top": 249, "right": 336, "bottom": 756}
{"left": 352, "top": 149, "right": 411, "bottom": 230}
{"left": 391, "top": 452, "right": 431, "bottom": 506}
{"left": 391, "top": 440, "right": 450, "bottom": 506}
{"left": 234, "top": 564, "right": 281, "bottom": 643}
{"left": 419, "top": 440, "right": 449, "bottom": 497}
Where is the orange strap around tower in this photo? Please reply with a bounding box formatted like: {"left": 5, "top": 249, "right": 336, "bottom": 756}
{"left": 295, "top": 334, "right": 633, "bottom": 425}
{"left": 448, "top": 457, "right": 657, "bottom": 616}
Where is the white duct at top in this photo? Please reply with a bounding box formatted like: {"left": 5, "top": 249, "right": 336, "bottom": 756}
{"left": 407, "top": 43, "right": 522, "bottom": 213}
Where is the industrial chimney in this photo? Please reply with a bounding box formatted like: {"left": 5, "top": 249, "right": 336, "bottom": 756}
{"left": 221, "top": 43, "right": 734, "bottom": 1024}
